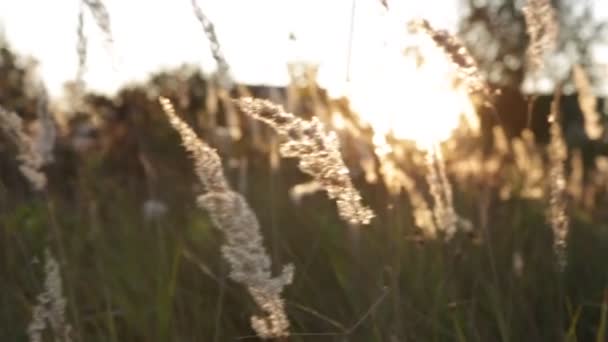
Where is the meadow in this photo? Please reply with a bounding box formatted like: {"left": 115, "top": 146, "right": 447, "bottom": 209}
{"left": 1, "top": 0, "right": 608, "bottom": 341}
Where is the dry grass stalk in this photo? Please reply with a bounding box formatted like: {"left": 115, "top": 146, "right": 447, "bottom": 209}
{"left": 513, "top": 129, "right": 545, "bottom": 199}
{"left": 425, "top": 145, "right": 458, "bottom": 239}
{"left": 0, "top": 106, "right": 47, "bottom": 190}
{"left": 79, "top": 0, "right": 117, "bottom": 81}
{"left": 374, "top": 135, "right": 436, "bottom": 238}
{"left": 190, "top": 0, "right": 242, "bottom": 140}
{"left": 568, "top": 149, "right": 584, "bottom": 203}
{"left": 547, "top": 93, "right": 569, "bottom": 271}
{"left": 235, "top": 97, "right": 374, "bottom": 225}
{"left": 219, "top": 89, "right": 243, "bottom": 140}
{"left": 191, "top": 0, "right": 232, "bottom": 90}
{"left": 82, "top": 0, "right": 113, "bottom": 47}
{"left": 522, "top": 0, "right": 559, "bottom": 72}
{"left": 409, "top": 19, "right": 491, "bottom": 101}
{"left": 34, "top": 86, "right": 56, "bottom": 165}
{"left": 493, "top": 125, "right": 510, "bottom": 156}
{"left": 572, "top": 65, "right": 603, "bottom": 140}
{"left": 159, "top": 97, "right": 293, "bottom": 339}
{"left": 28, "top": 249, "right": 72, "bottom": 342}
{"left": 75, "top": 2, "right": 87, "bottom": 93}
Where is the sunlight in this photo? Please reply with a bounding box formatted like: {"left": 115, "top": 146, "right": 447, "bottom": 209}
{"left": 343, "top": 29, "right": 478, "bottom": 151}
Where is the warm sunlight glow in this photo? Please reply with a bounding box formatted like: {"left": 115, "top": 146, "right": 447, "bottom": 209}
{"left": 343, "top": 32, "right": 478, "bottom": 151}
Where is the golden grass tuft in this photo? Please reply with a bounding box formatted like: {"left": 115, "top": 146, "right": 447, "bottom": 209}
{"left": 159, "top": 96, "right": 293, "bottom": 339}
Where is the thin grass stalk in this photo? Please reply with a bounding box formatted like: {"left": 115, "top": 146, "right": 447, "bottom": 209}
{"left": 82, "top": 0, "right": 113, "bottom": 47}
{"left": 75, "top": 2, "right": 87, "bottom": 93}
{"left": 547, "top": 89, "right": 569, "bottom": 271}
{"left": 572, "top": 64, "right": 603, "bottom": 140}
{"left": 190, "top": 0, "right": 232, "bottom": 90}
{"left": 425, "top": 144, "right": 458, "bottom": 239}
{"left": 190, "top": 0, "right": 242, "bottom": 141}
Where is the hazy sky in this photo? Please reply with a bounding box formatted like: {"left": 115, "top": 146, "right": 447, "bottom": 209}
{"left": 0, "top": 0, "right": 463, "bottom": 97}
{"left": 0, "top": 0, "right": 606, "bottom": 97}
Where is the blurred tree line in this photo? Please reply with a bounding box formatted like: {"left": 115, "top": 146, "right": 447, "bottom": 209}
{"left": 458, "top": 0, "right": 608, "bottom": 147}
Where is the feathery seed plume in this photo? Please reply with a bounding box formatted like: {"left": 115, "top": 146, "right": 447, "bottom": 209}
{"left": 159, "top": 97, "right": 293, "bottom": 339}
{"left": 410, "top": 19, "right": 491, "bottom": 101}
{"left": 27, "top": 249, "right": 72, "bottom": 342}
{"left": 236, "top": 97, "right": 374, "bottom": 225}
{"left": 522, "top": 0, "right": 559, "bottom": 72}
{"left": 0, "top": 106, "right": 47, "bottom": 190}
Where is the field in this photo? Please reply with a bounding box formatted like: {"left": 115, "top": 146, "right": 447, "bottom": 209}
{"left": 1, "top": 0, "right": 608, "bottom": 341}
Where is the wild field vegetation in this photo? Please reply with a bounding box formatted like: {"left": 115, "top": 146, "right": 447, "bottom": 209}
{"left": 1, "top": 0, "right": 608, "bottom": 341}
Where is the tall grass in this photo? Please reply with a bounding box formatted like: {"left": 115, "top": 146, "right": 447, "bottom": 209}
{"left": 0, "top": 1, "right": 607, "bottom": 341}
{"left": 159, "top": 97, "right": 294, "bottom": 339}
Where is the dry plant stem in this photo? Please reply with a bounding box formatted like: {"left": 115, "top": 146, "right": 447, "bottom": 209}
{"left": 522, "top": 0, "right": 559, "bottom": 72}
{"left": 374, "top": 138, "right": 436, "bottom": 238}
{"left": 35, "top": 86, "right": 56, "bottom": 165}
{"left": 436, "top": 145, "right": 455, "bottom": 228}
{"left": 28, "top": 249, "right": 72, "bottom": 342}
{"left": 568, "top": 150, "right": 584, "bottom": 203}
{"left": 572, "top": 65, "right": 603, "bottom": 140}
{"left": 235, "top": 97, "right": 374, "bottom": 225}
{"left": 190, "top": 0, "right": 241, "bottom": 138}
{"left": 547, "top": 89, "right": 569, "bottom": 271}
{"left": 191, "top": 0, "right": 232, "bottom": 90}
{"left": 159, "top": 97, "right": 293, "bottom": 339}
{"left": 212, "top": 261, "right": 226, "bottom": 342}
{"left": 82, "top": 0, "right": 118, "bottom": 74}
{"left": 0, "top": 106, "right": 47, "bottom": 190}
{"left": 82, "top": 0, "right": 113, "bottom": 47}
{"left": 410, "top": 19, "right": 491, "bottom": 101}
{"left": 526, "top": 95, "right": 538, "bottom": 129}
{"left": 425, "top": 144, "right": 457, "bottom": 239}
{"left": 219, "top": 88, "right": 242, "bottom": 140}
{"left": 76, "top": 2, "right": 87, "bottom": 92}
{"left": 513, "top": 130, "right": 545, "bottom": 199}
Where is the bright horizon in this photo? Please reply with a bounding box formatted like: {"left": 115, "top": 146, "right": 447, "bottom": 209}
{"left": 0, "top": 0, "right": 607, "bottom": 99}
{"left": 0, "top": 0, "right": 464, "bottom": 98}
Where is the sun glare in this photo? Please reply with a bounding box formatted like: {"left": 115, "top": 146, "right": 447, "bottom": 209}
{"left": 344, "top": 31, "right": 478, "bottom": 151}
